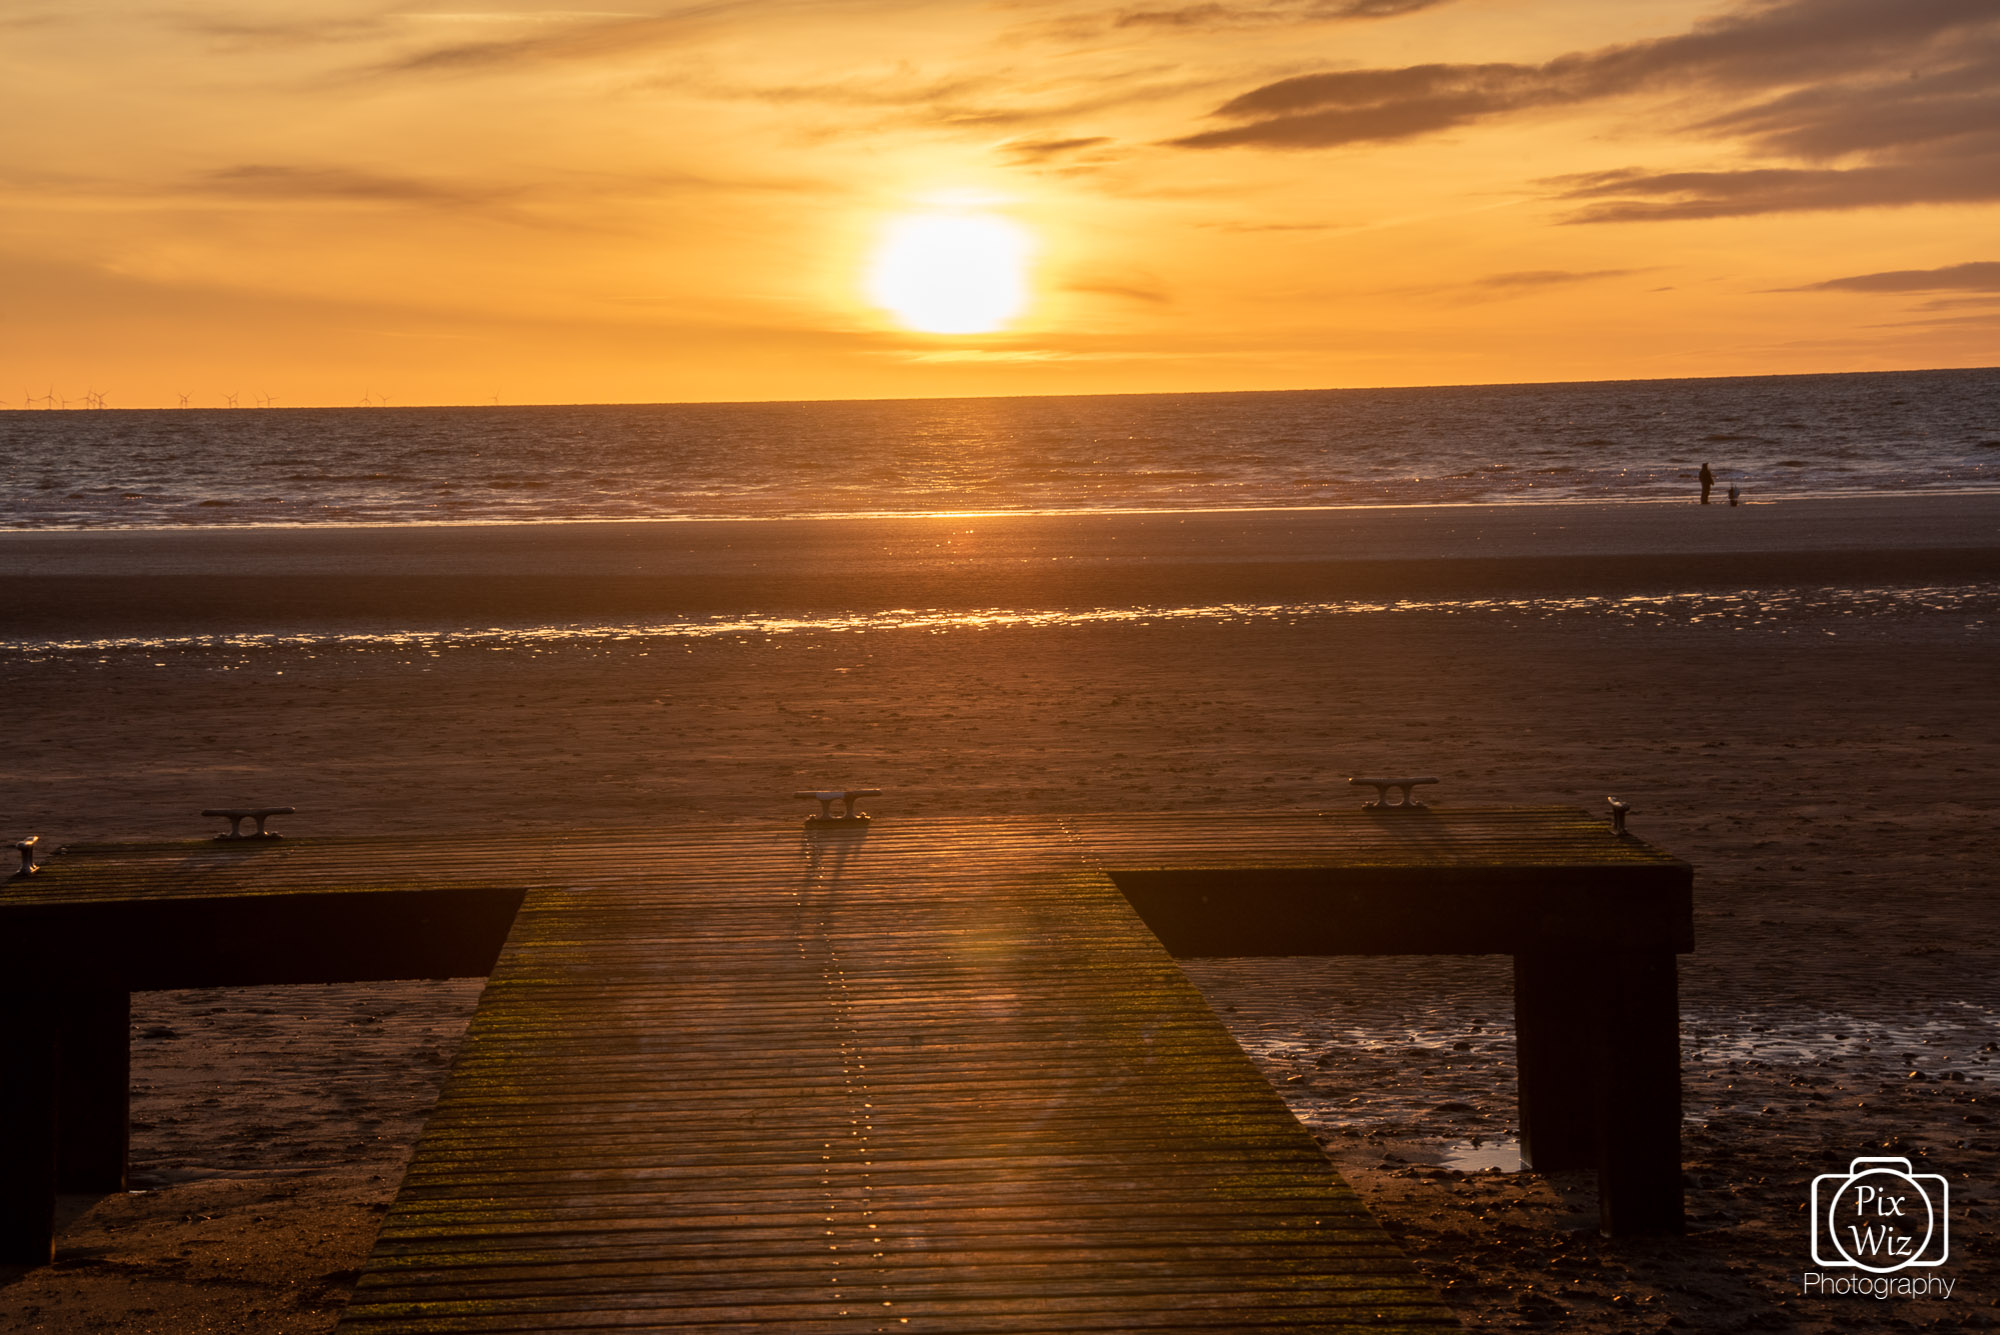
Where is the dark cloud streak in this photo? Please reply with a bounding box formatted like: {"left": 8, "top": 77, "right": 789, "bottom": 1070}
{"left": 1066, "top": 278, "right": 1175, "bottom": 304}
{"left": 999, "top": 136, "right": 1116, "bottom": 164}
{"left": 1208, "top": 62, "right": 1528, "bottom": 120}
{"left": 175, "top": 162, "right": 826, "bottom": 232}
{"left": 1472, "top": 268, "right": 1637, "bottom": 289}
{"left": 176, "top": 11, "right": 399, "bottom": 47}
{"left": 357, "top": 6, "right": 735, "bottom": 77}
{"left": 1180, "top": 81, "right": 1518, "bottom": 147}
{"left": 1171, "top": 0, "right": 2000, "bottom": 221}
{"left": 198, "top": 164, "right": 513, "bottom": 208}
{"left": 1111, "top": 0, "right": 1446, "bottom": 30}
{"left": 1791, "top": 260, "right": 2000, "bottom": 292}
{"left": 715, "top": 64, "right": 1224, "bottom": 138}
{"left": 1552, "top": 150, "right": 2000, "bottom": 221}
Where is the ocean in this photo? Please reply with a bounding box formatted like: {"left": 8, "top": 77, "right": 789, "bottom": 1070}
{"left": 3, "top": 367, "right": 1997, "bottom": 530}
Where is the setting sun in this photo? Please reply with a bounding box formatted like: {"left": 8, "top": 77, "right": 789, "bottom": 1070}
{"left": 5, "top": 4, "right": 1998, "bottom": 1328}
{"left": 866, "top": 211, "right": 1032, "bottom": 335}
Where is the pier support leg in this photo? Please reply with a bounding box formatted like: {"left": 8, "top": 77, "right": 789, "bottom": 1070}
{"left": 57, "top": 990, "right": 130, "bottom": 1193}
{"left": 1515, "top": 949, "right": 1686, "bottom": 1234}
{"left": 1513, "top": 951, "right": 1600, "bottom": 1172}
{"left": 1595, "top": 950, "right": 1684, "bottom": 1236}
{"left": 0, "top": 991, "right": 59, "bottom": 1266}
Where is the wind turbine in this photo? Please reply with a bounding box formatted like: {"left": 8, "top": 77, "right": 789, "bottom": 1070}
{"left": 178, "top": 393, "right": 191, "bottom": 408}
{"left": 224, "top": 392, "right": 239, "bottom": 409}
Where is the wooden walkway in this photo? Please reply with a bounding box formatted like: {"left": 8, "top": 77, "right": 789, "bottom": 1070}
{"left": 3, "top": 807, "right": 1694, "bottom": 1329}
{"left": 339, "top": 817, "right": 1464, "bottom": 1332}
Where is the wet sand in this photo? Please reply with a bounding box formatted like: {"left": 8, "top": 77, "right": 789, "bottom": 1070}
{"left": 1, "top": 496, "right": 1996, "bottom": 1332}
{"left": 5, "top": 494, "right": 2000, "bottom": 640}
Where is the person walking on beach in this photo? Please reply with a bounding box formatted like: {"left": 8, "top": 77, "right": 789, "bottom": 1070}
{"left": 1728, "top": 483, "right": 1740, "bottom": 507}
{"left": 1699, "top": 462, "right": 1715, "bottom": 505}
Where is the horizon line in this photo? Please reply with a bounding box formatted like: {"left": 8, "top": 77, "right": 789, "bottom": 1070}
{"left": 3, "top": 362, "right": 1995, "bottom": 415}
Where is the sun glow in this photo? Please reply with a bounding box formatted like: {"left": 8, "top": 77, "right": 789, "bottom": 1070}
{"left": 866, "top": 211, "right": 1032, "bottom": 334}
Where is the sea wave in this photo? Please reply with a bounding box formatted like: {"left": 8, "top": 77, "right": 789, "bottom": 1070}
{"left": 3, "top": 367, "right": 1996, "bottom": 530}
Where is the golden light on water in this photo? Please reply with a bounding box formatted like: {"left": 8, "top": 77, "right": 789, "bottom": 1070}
{"left": 866, "top": 211, "right": 1032, "bottom": 335}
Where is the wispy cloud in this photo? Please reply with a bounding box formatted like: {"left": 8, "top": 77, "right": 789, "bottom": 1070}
{"left": 1865, "top": 308, "right": 2000, "bottom": 330}
{"left": 196, "top": 164, "right": 516, "bottom": 208}
{"left": 174, "top": 10, "right": 405, "bottom": 48}
{"left": 722, "top": 70, "right": 1000, "bottom": 111}
{"left": 1020, "top": 0, "right": 1451, "bottom": 45}
{"left": 1550, "top": 153, "right": 2000, "bottom": 221}
{"left": 993, "top": 135, "right": 1128, "bottom": 173}
{"left": 346, "top": 5, "right": 732, "bottom": 77}
{"left": 1385, "top": 267, "right": 1649, "bottom": 303}
{"left": 1788, "top": 260, "right": 2000, "bottom": 292}
{"left": 999, "top": 135, "right": 1115, "bottom": 163}
{"left": 1108, "top": 0, "right": 1448, "bottom": 31}
{"left": 1471, "top": 268, "right": 1637, "bottom": 289}
{"left": 1169, "top": 0, "right": 2000, "bottom": 220}
{"left": 1914, "top": 294, "right": 2000, "bottom": 309}
{"left": 0, "top": 10, "right": 71, "bottom": 32}
{"left": 710, "top": 60, "right": 1222, "bottom": 138}
{"left": 1065, "top": 277, "right": 1174, "bottom": 304}
{"left": 1201, "top": 219, "right": 1339, "bottom": 232}
{"left": 168, "top": 160, "right": 827, "bottom": 234}
{"left": 1180, "top": 61, "right": 1540, "bottom": 147}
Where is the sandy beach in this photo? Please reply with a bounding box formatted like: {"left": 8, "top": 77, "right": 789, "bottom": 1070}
{"left": 2, "top": 495, "right": 1997, "bottom": 1333}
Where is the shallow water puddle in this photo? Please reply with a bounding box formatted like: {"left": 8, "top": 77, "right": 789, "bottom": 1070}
{"left": 1435, "top": 1139, "right": 1524, "bottom": 1172}
{"left": 1683, "top": 1002, "right": 2000, "bottom": 1067}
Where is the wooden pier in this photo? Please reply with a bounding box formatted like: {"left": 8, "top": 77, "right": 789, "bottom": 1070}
{"left": 0, "top": 808, "right": 1693, "bottom": 1331}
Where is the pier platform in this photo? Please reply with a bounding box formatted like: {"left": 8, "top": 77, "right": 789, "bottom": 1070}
{"left": 0, "top": 808, "right": 1693, "bottom": 1330}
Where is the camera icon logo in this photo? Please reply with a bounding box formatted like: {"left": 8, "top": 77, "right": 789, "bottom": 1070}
{"left": 1810, "top": 1157, "right": 1949, "bottom": 1273}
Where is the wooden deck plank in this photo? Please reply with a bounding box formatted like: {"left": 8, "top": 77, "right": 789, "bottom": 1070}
{"left": 11, "top": 809, "right": 1693, "bottom": 1323}
{"left": 319, "top": 817, "right": 1477, "bottom": 1332}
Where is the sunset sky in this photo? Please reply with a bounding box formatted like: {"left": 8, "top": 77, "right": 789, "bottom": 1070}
{"left": 5, "top": 0, "right": 1996, "bottom": 407}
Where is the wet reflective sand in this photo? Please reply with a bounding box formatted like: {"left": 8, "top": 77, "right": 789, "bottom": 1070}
{"left": 2, "top": 501, "right": 1994, "bottom": 1332}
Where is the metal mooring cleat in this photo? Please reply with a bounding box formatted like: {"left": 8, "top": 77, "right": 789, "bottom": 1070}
{"left": 202, "top": 806, "right": 296, "bottom": 840}
{"left": 1608, "top": 797, "right": 1632, "bottom": 836}
{"left": 12, "top": 835, "right": 38, "bottom": 876}
{"left": 1348, "top": 776, "right": 1439, "bottom": 810}
{"left": 794, "top": 789, "right": 880, "bottom": 825}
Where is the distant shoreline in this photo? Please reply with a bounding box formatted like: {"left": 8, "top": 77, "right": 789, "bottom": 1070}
{"left": 5, "top": 491, "right": 1999, "bottom": 565}
{"left": 7, "top": 493, "right": 1999, "bottom": 639}
{"left": 5, "top": 484, "right": 2000, "bottom": 537}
